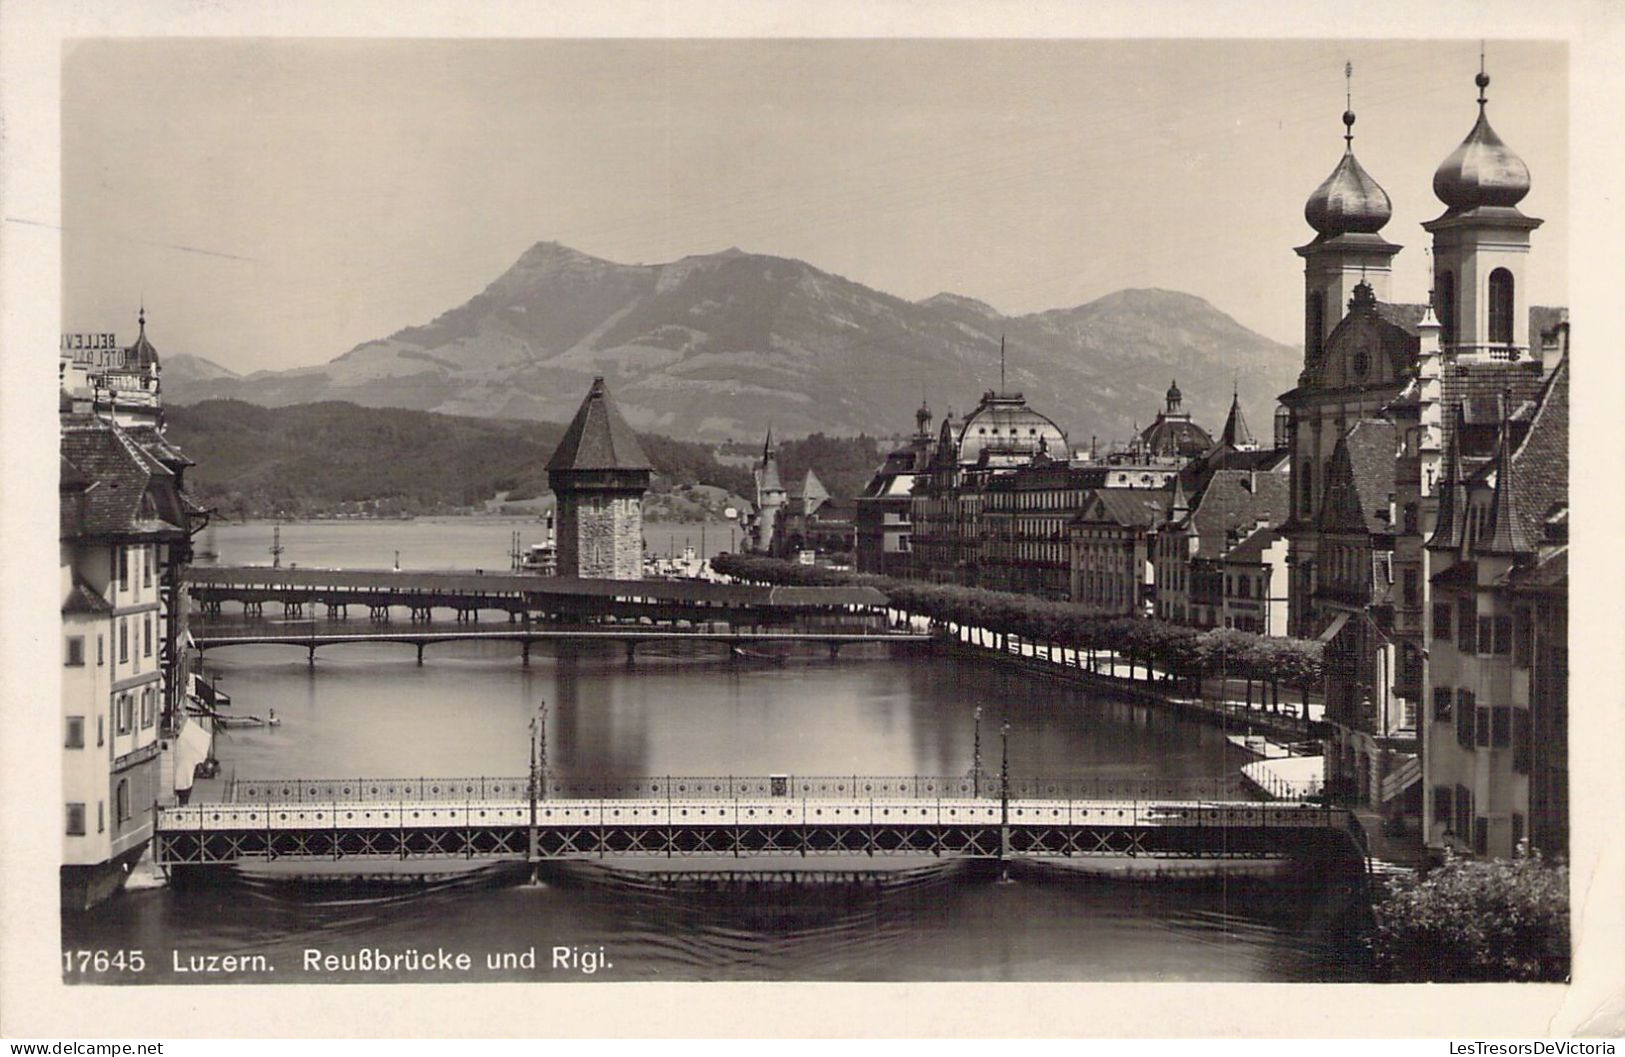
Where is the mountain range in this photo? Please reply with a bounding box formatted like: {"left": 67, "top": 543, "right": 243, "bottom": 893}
{"left": 162, "top": 242, "right": 1299, "bottom": 445}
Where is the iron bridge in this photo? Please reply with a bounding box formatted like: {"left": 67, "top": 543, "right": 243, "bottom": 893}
{"left": 154, "top": 779, "right": 1363, "bottom": 869}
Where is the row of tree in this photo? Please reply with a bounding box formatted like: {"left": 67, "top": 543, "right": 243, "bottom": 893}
{"left": 713, "top": 553, "right": 1325, "bottom": 712}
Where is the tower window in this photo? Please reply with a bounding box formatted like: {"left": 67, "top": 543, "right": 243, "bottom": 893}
{"left": 1488, "top": 268, "right": 1515, "bottom": 346}
{"left": 1306, "top": 291, "right": 1325, "bottom": 359}
{"left": 1437, "top": 270, "right": 1457, "bottom": 348}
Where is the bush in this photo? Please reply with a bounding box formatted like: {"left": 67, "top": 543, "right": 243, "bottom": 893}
{"left": 1370, "top": 852, "right": 1569, "bottom": 982}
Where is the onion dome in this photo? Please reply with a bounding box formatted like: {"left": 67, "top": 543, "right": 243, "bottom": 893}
{"left": 1432, "top": 70, "right": 1531, "bottom": 211}
{"left": 126, "top": 305, "right": 160, "bottom": 369}
{"left": 1303, "top": 110, "right": 1392, "bottom": 236}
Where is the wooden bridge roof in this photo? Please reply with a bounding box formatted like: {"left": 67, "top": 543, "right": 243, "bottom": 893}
{"left": 184, "top": 566, "right": 888, "bottom": 608}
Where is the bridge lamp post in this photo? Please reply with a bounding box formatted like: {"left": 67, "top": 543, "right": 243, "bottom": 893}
{"left": 1000, "top": 720, "right": 1010, "bottom": 824}
{"left": 972, "top": 706, "right": 983, "bottom": 797}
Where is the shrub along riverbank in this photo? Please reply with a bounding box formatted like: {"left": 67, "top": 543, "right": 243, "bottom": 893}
{"left": 712, "top": 553, "right": 1325, "bottom": 715}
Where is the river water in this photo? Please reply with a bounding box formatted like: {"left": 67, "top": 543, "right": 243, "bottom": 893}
{"left": 62, "top": 519, "right": 1371, "bottom": 983}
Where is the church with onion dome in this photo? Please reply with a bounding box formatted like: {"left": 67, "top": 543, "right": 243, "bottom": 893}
{"left": 1278, "top": 60, "right": 1568, "bottom": 858}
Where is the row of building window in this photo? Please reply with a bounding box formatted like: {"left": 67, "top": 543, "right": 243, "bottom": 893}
{"left": 1431, "top": 601, "right": 1533, "bottom": 664}
{"left": 1431, "top": 688, "right": 1532, "bottom": 771}
{"left": 65, "top": 615, "right": 153, "bottom": 668}
{"left": 64, "top": 688, "right": 156, "bottom": 747}
{"left": 65, "top": 781, "right": 135, "bottom": 836}
{"left": 112, "top": 544, "right": 155, "bottom": 594}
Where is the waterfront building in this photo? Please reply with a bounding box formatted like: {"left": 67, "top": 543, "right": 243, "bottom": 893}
{"left": 1067, "top": 489, "right": 1168, "bottom": 615}
{"left": 909, "top": 387, "right": 1069, "bottom": 586}
{"left": 1217, "top": 526, "right": 1290, "bottom": 636}
{"left": 1153, "top": 469, "right": 1290, "bottom": 628}
{"left": 854, "top": 401, "right": 936, "bottom": 575}
{"left": 546, "top": 377, "right": 652, "bottom": 580}
{"left": 1423, "top": 354, "right": 1567, "bottom": 859}
{"left": 60, "top": 412, "right": 199, "bottom": 908}
{"left": 1280, "top": 67, "right": 1566, "bottom": 832}
{"left": 776, "top": 469, "right": 857, "bottom": 560}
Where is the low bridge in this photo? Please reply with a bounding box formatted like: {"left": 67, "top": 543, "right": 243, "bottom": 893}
{"left": 153, "top": 775, "right": 1365, "bottom": 870}
{"left": 190, "top": 628, "right": 931, "bottom": 665}
{"left": 185, "top": 566, "right": 891, "bottom": 631}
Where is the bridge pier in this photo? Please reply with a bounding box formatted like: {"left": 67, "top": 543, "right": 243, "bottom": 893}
{"left": 370, "top": 605, "right": 391, "bottom": 623}
{"left": 308, "top": 644, "right": 316, "bottom": 667}
{"left": 410, "top": 606, "right": 432, "bottom": 623}
{"left": 326, "top": 603, "right": 347, "bottom": 621}
{"left": 625, "top": 641, "right": 637, "bottom": 666}
{"left": 521, "top": 641, "right": 531, "bottom": 668}
{"left": 416, "top": 643, "right": 425, "bottom": 667}
{"left": 285, "top": 601, "right": 304, "bottom": 618}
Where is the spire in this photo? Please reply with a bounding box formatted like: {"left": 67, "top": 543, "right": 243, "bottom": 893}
{"left": 763, "top": 425, "right": 775, "bottom": 459}
{"left": 1484, "top": 390, "right": 1534, "bottom": 554}
{"left": 1426, "top": 406, "right": 1467, "bottom": 551}
{"left": 1343, "top": 61, "right": 1355, "bottom": 148}
{"left": 1220, "top": 391, "right": 1257, "bottom": 450}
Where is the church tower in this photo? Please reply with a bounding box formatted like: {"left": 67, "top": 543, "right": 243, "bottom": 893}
{"left": 1295, "top": 66, "right": 1400, "bottom": 381}
{"left": 546, "top": 377, "right": 651, "bottom": 580}
{"left": 1424, "top": 61, "right": 1542, "bottom": 358}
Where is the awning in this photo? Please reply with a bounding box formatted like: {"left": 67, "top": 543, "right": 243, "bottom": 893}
{"left": 1314, "top": 610, "right": 1352, "bottom": 643}
{"left": 172, "top": 714, "right": 213, "bottom": 792}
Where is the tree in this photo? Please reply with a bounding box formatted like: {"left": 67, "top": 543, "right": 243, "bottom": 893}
{"left": 1370, "top": 852, "right": 1569, "bottom": 982}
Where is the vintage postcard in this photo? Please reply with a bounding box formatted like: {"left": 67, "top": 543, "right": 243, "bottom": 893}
{"left": 2, "top": 0, "right": 1621, "bottom": 1041}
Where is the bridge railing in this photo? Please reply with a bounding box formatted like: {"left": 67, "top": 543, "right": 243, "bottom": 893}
{"left": 223, "top": 773, "right": 1262, "bottom": 805}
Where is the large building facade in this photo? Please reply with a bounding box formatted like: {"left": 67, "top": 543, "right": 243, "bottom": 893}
{"left": 1281, "top": 67, "right": 1567, "bottom": 841}
{"left": 59, "top": 314, "right": 203, "bottom": 908}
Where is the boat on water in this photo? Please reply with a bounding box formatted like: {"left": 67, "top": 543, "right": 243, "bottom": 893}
{"left": 520, "top": 542, "right": 557, "bottom": 575}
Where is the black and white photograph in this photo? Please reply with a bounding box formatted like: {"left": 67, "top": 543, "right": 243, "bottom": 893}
{"left": 3, "top": 0, "right": 1622, "bottom": 1041}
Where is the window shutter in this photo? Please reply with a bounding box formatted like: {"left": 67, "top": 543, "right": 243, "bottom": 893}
{"left": 1513, "top": 709, "right": 1531, "bottom": 774}
{"left": 1476, "top": 705, "right": 1491, "bottom": 748}
{"left": 1433, "top": 685, "right": 1454, "bottom": 721}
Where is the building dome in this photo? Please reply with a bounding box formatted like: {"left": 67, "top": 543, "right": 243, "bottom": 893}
{"left": 1303, "top": 107, "right": 1392, "bottom": 237}
{"left": 1139, "top": 416, "right": 1214, "bottom": 460}
{"left": 1165, "top": 379, "right": 1183, "bottom": 412}
{"left": 1432, "top": 72, "right": 1531, "bottom": 212}
{"left": 955, "top": 391, "right": 1069, "bottom": 468}
{"left": 125, "top": 307, "right": 160, "bottom": 369}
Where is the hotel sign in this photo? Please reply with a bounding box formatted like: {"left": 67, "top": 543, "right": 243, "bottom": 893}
{"left": 61, "top": 332, "right": 123, "bottom": 367}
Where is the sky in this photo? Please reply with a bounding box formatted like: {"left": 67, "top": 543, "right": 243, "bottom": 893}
{"left": 60, "top": 38, "right": 1568, "bottom": 373}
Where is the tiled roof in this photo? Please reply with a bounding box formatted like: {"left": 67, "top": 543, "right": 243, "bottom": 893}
{"left": 123, "top": 425, "right": 194, "bottom": 468}
{"left": 1074, "top": 488, "right": 1167, "bottom": 530}
{"left": 545, "top": 377, "right": 653, "bottom": 473}
{"left": 1316, "top": 418, "right": 1397, "bottom": 535}
{"left": 1504, "top": 355, "right": 1568, "bottom": 551}
{"left": 1506, "top": 545, "right": 1567, "bottom": 590}
{"left": 1187, "top": 469, "right": 1291, "bottom": 558}
{"left": 1222, "top": 525, "right": 1285, "bottom": 565}
{"left": 60, "top": 415, "right": 191, "bottom": 541}
{"left": 62, "top": 578, "right": 113, "bottom": 616}
{"left": 1374, "top": 302, "right": 1431, "bottom": 336}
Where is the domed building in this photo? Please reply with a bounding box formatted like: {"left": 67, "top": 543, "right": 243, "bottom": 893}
{"left": 1137, "top": 380, "right": 1214, "bottom": 459}
{"left": 951, "top": 388, "right": 1070, "bottom": 469}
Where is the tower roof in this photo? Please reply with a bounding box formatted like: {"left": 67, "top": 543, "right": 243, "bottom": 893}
{"left": 1219, "top": 391, "right": 1257, "bottom": 449}
{"left": 1304, "top": 150, "right": 1393, "bottom": 237}
{"left": 1432, "top": 68, "right": 1531, "bottom": 213}
{"left": 545, "top": 376, "right": 652, "bottom": 473}
{"left": 1303, "top": 100, "right": 1391, "bottom": 237}
{"left": 126, "top": 305, "right": 160, "bottom": 369}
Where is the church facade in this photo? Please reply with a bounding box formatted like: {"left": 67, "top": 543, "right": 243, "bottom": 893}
{"left": 1280, "top": 65, "right": 1568, "bottom": 841}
